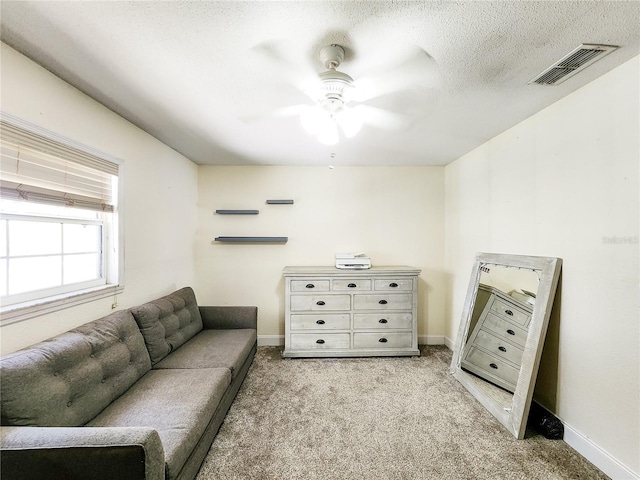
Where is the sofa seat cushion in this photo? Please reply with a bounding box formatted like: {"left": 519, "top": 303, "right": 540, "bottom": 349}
{"left": 87, "top": 367, "right": 230, "bottom": 480}
{"left": 153, "top": 329, "right": 256, "bottom": 379}
{"left": 0, "top": 311, "right": 151, "bottom": 427}
{"left": 130, "top": 287, "right": 204, "bottom": 366}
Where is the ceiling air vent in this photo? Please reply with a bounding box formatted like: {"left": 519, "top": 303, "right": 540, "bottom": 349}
{"left": 529, "top": 44, "right": 618, "bottom": 85}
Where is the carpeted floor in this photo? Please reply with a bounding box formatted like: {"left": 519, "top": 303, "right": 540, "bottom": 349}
{"left": 196, "top": 346, "right": 608, "bottom": 480}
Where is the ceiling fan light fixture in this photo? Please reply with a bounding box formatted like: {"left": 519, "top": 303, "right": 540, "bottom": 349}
{"left": 336, "top": 106, "right": 363, "bottom": 138}
{"left": 300, "top": 103, "right": 363, "bottom": 143}
{"left": 300, "top": 105, "right": 325, "bottom": 135}
{"left": 300, "top": 105, "right": 341, "bottom": 145}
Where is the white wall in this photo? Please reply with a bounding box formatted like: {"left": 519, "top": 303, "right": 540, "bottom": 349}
{"left": 0, "top": 43, "right": 199, "bottom": 354}
{"left": 445, "top": 56, "right": 639, "bottom": 477}
{"left": 196, "top": 166, "right": 445, "bottom": 344}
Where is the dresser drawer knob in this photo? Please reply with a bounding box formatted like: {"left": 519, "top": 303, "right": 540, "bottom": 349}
{"left": 348, "top": 283, "right": 357, "bottom": 288}
{"left": 305, "top": 283, "right": 315, "bottom": 289}
{"left": 316, "top": 339, "right": 325, "bottom": 344}
{"left": 505, "top": 309, "right": 513, "bottom": 316}
{"left": 498, "top": 346, "right": 507, "bottom": 352}
{"left": 316, "top": 319, "right": 325, "bottom": 325}
{"left": 316, "top": 301, "right": 326, "bottom": 306}
{"left": 379, "top": 338, "right": 388, "bottom": 343}
{"left": 506, "top": 329, "right": 515, "bottom": 336}
{"left": 389, "top": 282, "right": 398, "bottom": 288}
{"left": 378, "top": 300, "right": 388, "bottom": 305}
{"left": 378, "top": 318, "right": 388, "bottom": 324}
{"left": 489, "top": 363, "right": 498, "bottom": 369}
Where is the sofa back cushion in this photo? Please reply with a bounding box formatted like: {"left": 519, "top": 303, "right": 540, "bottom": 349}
{"left": 130, "top": 287, "right": 203, "bottom": 365}
{"left": 0, "top": 310, "right": 151, "bottom": 427}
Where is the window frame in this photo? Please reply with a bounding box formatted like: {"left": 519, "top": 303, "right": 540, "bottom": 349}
{"left": 0, "top": 113, "right": 124, "bottom": 326}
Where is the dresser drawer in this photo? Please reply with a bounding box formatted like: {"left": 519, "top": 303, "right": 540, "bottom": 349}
{"left": 290, "top": 314, "right": 350, "bottom": 330}
{"left": 290, "top": 294, "right": 351, "bottom": 311}
{"left": 353, "top": 294, "right": 413, "bottom": 310}
{"left": 290, "top": 280, "right": 330, "bottom": 292}
{"left": 290, "top": 333, "right": 350, "bottom": 350}
{"left": 463, "top": 347, "right": 520, "bottom": 387}
{"left": 489, "top": 297, "right": 530, "bottom": 326}
{"left": 482, "top": 312, "right": 528, "bottom": 347}
{"left": 353, "top": 332, "right": 413, "bottom": 349}
{"left": 332, "top": 279, "right": 372, "bottom": 291}
{"left": 374, "top": 279, "right": 413, "bottom": 291}
{"left": 353, "top": 313, "right": 413, "bottom": 330}
{"left": 473, "top": 329, "right": 524, "bottom": 366}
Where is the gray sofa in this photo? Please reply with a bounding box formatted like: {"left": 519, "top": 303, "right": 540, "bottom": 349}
{"left": 0, "top": 287, "right": 257, "bottom": 480}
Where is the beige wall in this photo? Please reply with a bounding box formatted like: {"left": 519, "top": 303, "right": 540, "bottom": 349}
{"left": 0, "top": 44, "right": 199, "bottom": 353}
{"left": 445, "top": 56, "right": 639, "bottom": 475}
{"left": 196, "top": 166, "right": 445, "bottom": 343}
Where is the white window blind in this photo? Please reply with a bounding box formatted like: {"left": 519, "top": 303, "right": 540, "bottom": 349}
{"left": 0, "top": 117, "right": 118, "bottom": 212}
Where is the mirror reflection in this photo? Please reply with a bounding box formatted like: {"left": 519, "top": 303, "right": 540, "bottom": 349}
{"left": 450, "top": 253, "right": 562, "bottom": 439}
{"left": 461, "top": 265, "right": 540, "bottom": 395}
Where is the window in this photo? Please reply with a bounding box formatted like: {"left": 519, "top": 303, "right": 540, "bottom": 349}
{"left": 0, "top": 113, "right": 123, "bottom": 325}
{"left": 1, "top": 203, "right": 105, "bottom": 303}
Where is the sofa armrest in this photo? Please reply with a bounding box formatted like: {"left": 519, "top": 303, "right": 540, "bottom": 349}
{"left": 0, "top": 426, "right": 164, "bottom": 480}
{"left": 199, "top": 306, "right": 258, "bottom": 330}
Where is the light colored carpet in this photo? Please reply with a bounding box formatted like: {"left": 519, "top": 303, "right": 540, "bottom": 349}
{"left": 196, "top": 346, "right": 608, "bottom": 480}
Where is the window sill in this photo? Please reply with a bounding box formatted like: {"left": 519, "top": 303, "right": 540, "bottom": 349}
{"left": 0, "top": 284, "right": 124, "bottom": 326}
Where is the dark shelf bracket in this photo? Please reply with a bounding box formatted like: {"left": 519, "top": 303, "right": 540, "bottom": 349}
{"left": 266, "top": 200, "right": 294, "bottom": 205}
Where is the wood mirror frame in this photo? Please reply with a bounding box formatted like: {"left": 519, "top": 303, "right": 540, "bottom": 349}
{"left": 450, "top": 253, "right": 562, "bottom": 439}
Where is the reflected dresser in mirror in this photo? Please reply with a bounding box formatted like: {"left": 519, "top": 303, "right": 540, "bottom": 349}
{"left": 461, "top": 284, "right": 533, "bottom": 393}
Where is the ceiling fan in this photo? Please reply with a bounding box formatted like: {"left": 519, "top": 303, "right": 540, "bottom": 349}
{"left": 247, "top": 42, "right": 440, "bottom": 145}
{"left": 299, "top": 44, "right": 367, "bottom": 145}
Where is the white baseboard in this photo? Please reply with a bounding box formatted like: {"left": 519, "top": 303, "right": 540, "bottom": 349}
{"left": 262, "top": 335, "right": 447, "bottom": 347}
{"left": 444, "top": 336, "right": 455, "bottom": 350}
{"left": 418, "top": 335, "right": 445, "bottom": 345}
{"left": 257, "top": 335, "right": 284, "bottom": 346}
{"left": 563, "top": 423, "right": 638, "bottom": 480}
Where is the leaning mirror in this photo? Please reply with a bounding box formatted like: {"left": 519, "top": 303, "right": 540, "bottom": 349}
{"left": 450, "top": 253, "right": 562, "bottom": 439}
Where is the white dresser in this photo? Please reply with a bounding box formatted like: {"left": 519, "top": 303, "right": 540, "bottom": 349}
{"left": 282, "top": 266, "right": 421, "bottom": 358}
{"left": 461, "top": 284, "right": 533, "bottom": 392}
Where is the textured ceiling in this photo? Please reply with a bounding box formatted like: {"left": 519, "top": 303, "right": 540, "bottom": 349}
{"left": 1, "top": 1, "right": 639, "bottom": 166}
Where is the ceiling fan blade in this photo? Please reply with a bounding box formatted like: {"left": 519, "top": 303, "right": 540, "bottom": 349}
{"left": 239, "top": 104, "right": 307, "bottom": 123}
{"left": 354, "top": 105, "right": 413, "bottom": 131}
{"left": 243, "top": 39, "right": 317, "bottom": 92}
{"left": 351, "top": 46, "right": 440, "bottom": 103}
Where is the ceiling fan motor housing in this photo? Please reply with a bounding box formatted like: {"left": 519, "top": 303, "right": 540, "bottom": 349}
{"left": 319, "top": 69, "right": 355, "bottom": 112}
{"left": 317, "top": 45, "right": 355, "bottom": 112}
{"left": 320, "top": 44, "right": 345, "bottom": 69}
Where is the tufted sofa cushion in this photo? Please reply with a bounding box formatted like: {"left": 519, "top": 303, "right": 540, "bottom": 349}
{"left": 130, "top": 287, "right": 203, "bottom": 366}
{"left": 0, "top": 310, "right": 151, "bottom": 427}
{"left": 154, "top": 329, "right": 257, "bottom": 380}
